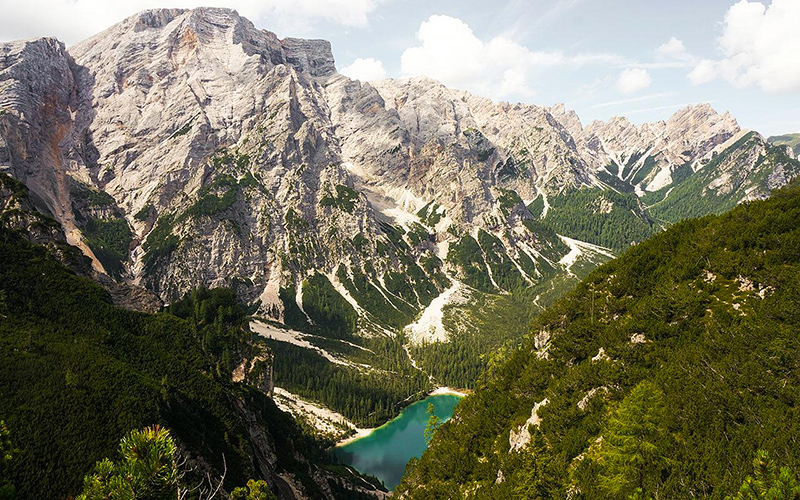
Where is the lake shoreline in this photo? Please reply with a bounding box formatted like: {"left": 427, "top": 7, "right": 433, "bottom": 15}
{"left": 335, "top": 387, "right": 467, "bottom": 446}
{"left": 332, "top": 393, "right": 464, "bottom": 490}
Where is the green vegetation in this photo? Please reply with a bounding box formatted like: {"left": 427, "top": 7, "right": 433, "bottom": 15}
{"left": 65, "top": 180, "right": 133, "bottom": 277}
{"left": 398, "top": 179, "right": 800, "bottom": 498}
{"left": 0, "top": 421, "right": 15, "bottom": 500}
{"left": 133, "top": 204, "right": 152, "bottom": 222}
{"left": 185, "top": 174, "right": 238, "bottom": 219}
{"left": 83, "top": 217, "right": 132, "bottom": 278}
{"left": 648, "top": 133, "right": 800, "bottom": 224}
{"left": 320, "top": 185, "right": 360, "bottom": 214}
{"left": 337, "top": 265, "right": 416, "bottom": 330}
{"left": 417, "top": 201, "right": 443, "bottom": 227}
{"left": 768, "top": 133, "right": 800, "bottom": 156}
{"left": 142, "top": 215, "right": 179, "bottom": 273}
{"left": 727, "top": 451, "right": 800, "bottom": 500}
{"left": 447, "top": 235, "right": 493, "bottom": 292}
{"left": 588, "top": 381, "right": 670, "bottom": 499}
{"left": 527, "top": 195, "right": 545, "bottom": 219}
{"left": 542, "top": 187, "right": 655, "bottom": 250}
{"left": 232, "top": 479, "right": 278, "bottom": 500}
{"left": 77, "top": 426, "right": 180, "bottom": 500}
{"left": 265, "top": 337, "right": 430, "bottom": 427}
{"left": 78, "top": 426, "right": 283, "bottom": 500}
{"left": 410, "top": 277, "right": 573, "bottom": 390}
{"left": 302, "top": 273, "right": 358, "bottom": 340}
{"left": 497, "top": 188, "right": 523, "bottom": 215}
{"left": 140, "top": 146, "right": 269, "bottom": 275}
{"left": 170, "top": 114, "right": 196, "bottom": 139}
{"left": 70, "top": 181, "right": 117, "bottom": 207}
{"left": 0, "top": 227, "right": 376, "bottom": 498}
{"left": 424, "top": 403, "right": 441, "bottom": 444}
{"left": 477, "top": 230, "right": 524, "bottom": 290}
{"left": 521, "top": 218, "right": 570, "bottom": 262}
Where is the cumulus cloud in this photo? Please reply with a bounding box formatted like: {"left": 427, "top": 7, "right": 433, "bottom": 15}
{"left": 400, "top": 15, "right": 624, "bottom": 101}
{"left": 340, "top": 57, "right": 387, "bottom": 82}
{"left": 688, "top": 60, "right": 718, "bottom": 85}
{"left": 688, "top": 0, "right": 800, "bottom": 92}
{"left": 657, "top": 37, "right": 688, "bottom": 59}
{"left": 0, "top": 0, "right": 381, "bottom": 45}
{"left": 616, "top": 68, "right": 652, "bottom": 94}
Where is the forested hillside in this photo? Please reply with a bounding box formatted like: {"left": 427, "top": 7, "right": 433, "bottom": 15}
{"left": 0, "top": 227, "right": 385, "bottom": 499}
{"left": 398, "top": 179, "right": 800, "bottom": 498}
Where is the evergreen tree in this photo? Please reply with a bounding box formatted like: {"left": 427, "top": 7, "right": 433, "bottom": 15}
{"left": 727, "top": 451, "right": 800, "bottom": 500}
{"left": 424, "top": 403, "right": 441, "bottom": 444}
{"left": 512, "top": 430, "right": 557, "bottom": 499}
{"left": 231, "top": 479, "right": 277, "bottom": 500}
{"left": 0, "top": 421, "right": 15, "bottom": 500}
{"left": 595, "top": 381, "right": 669, "bottom": 499}
{"left": 78, "top": 426, "right": 180, "bottom": 500}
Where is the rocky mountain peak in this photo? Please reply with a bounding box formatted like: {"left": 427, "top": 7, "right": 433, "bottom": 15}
{"left": 1, "top": 7, "right": 796, "bottom": 316}
{"left": 547, "top": 102, "right": 583, "bottom": 137}
{"left": 667, "top": 103, "right": 739, "bottom": 134}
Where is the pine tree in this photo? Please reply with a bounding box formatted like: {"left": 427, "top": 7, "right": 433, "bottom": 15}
{"left": 77, "top": 426, "right": 180, "bottom": 500}
{"left": 727, "top": 451, "right": 800, "bottom": 500}
{"left": 231, "top": 479, "right": 277, "bottom": 500}
{"left": 424, "top": 403, "right": 441, "bottom": 444}
{"left": 596, "top": 381, "right": 669, "bottom": 499}
{"left": 0, "top": 421, "right": 16, "bottom": 500}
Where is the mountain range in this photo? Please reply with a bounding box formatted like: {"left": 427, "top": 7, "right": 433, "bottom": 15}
{"left": 1, "top": 8, "right": 800, "bottom": 498}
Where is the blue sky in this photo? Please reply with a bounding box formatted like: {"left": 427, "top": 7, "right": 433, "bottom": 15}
{"left": 1, "top": 0, "right": 798, "bottom": 135}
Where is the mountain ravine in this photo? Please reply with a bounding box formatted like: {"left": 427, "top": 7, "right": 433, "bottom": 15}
{"left": 1, "top": 8, "right": 799, "bottom": 433}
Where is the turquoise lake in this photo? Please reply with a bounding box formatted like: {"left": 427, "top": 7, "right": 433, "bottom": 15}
{"left": 333, "top": 394, "right": 462, "bottom": 490}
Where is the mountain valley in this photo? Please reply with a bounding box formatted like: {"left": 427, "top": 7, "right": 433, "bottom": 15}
{"left": 1, "top": 6, "right": 800, "bottom": 499}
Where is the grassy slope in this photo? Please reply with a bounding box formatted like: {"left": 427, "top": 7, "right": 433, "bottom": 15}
{"left": 769, "top": 133, "right": 800, "bottom": 156}
{"left": 397, "top": 180, "right": 800, "bottom": 499}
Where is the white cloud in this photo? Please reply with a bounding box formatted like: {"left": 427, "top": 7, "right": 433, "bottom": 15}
{"left": 0, "top": 0, "right": 382, "bottom": 45}
{"left": 340, "top": 57, "right": 387, "bottom": 82}
{"left": 688, "top": 0, "right": 800, "bottom": 92}
{"left": 688, "top": 60, "right": 718, "bottom": 85}
{"left": 616, "top": 68, "right": 652, "bottom": 94}
{"left": 400, "top": 15, "right": 624, "bottom": 101}
{"left": 657, "top": 37, "right": 688, "bottom": 59}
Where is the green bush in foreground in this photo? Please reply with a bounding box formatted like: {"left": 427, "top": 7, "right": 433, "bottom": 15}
{"left": 78, "top": 426, "right": 277, "bottom": 500}
{"left": 78, "top": 426, "right": 180, "bottom": 500}
{"left": 727, "top": 452, "right": 800, "bottom": 500}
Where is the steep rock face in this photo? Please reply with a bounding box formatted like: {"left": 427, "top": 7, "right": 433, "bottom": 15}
{"left": 0, "top": 38, "right": 96, "bottom": 257}
{"left": 1, "top": 7, "right": 798, "bottom": 329}
{"left": 646, "top": 130, "right": 800, "bottom": 222}
{"left": 578, "top": 104, "right": 740, "bottom": 194}
{"left": 53, "top": 9, "right": 463, "bottom": 335}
